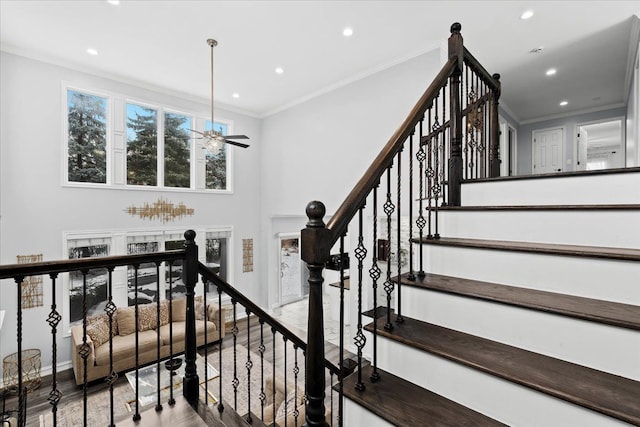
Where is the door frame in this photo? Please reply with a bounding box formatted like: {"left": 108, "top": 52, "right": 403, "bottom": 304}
{"left": 575, "top": 116, "right": 625, "bottom": 170}
{"left": 532, "top": 126, "right": 565, "bottom": 174}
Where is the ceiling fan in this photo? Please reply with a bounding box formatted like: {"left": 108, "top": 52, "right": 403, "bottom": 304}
{"left": 190, "top": 39, "right": 249, "bottom": 154}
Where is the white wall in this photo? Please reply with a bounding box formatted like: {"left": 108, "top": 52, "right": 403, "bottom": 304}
{"left": 259, "top": 48, "right": 442, "bottom": 308}
{"left": 627, "top": 40, "right": 639, "bottom": 167}
{"left": 0, "top": 52, "right": 263, "bottom": 370}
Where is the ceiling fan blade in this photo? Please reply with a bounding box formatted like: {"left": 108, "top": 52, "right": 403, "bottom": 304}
{"left": 224, "top": 139, "right": 250, "bottom": 148}
{"left": 189, "top": 128, "right": 206, "bottom": 136}
{"left": 223, "top": 134, "right": 249, "bottom": 140}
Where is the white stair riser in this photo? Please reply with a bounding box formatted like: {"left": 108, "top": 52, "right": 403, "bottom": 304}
{"left": 438, "top": 210, "right": 640, "bottom": 248}
{"left": 399, "top": 286, "right": 640, "bottom": 380}
{"left": 461, "top": 173, "right": 640, "bottom": 206}
{"left": 370, "top": 336, "right": 632, "bottom": 427}
{"left": 343, "top": 400, "right": 394, "bottom": 427}
{"left": 420, "top": 246, "right": 640, "bottom": 304}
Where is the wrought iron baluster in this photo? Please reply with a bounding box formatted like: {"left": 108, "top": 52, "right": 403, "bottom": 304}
{"left": 168, "top": 262, "right": 176, "bottom": 406}
{"left": 396, "top": 148, "right": 404, "bottom": 323}
{"left": 13, "top": 275, "right": 25, "bottom": 427}
{"left": 407, "top": 131, "right": 416, "bottom": 282}
{"left": 283, "top": 336, "right": 288, "bottom": 427}
{"left": 338, "top": 234, "right": 345, "bottom": 424}
{"left": 104, "top": 267, "right": 117, "bottom": 426}
{"left": 47, "top": 273, "right": 62, "bottom": 426}
{"left": 245, "top": 308, "right": 253, "bottom": 424}
{"left": 330, "top": 372, "right": 335, "bottom": 427}
{"left": 132, "top": 264, "right": 141, "bottom": 422}
{"left": 383, "top": 167, "right": 395, "bottom": 331}
{"left": 232, "top": 300, "right": 239, "bottom": 410}
{"left": 426, "top": 108, "right": 434, "bottom": 240}
{"left": 464, "top": 62, "right": 470, "bottom": 180}
{"left": 155, "top": 262, "right": 163, "bottom": 412}
{"left": 203, "top": 277, "right": 209, "bottom": 407}
{"left": 81, "top": 269, "right": 90, "bottom": 426}
{"left": 293, "top": 345, "right": 300, "bottom": 427}
{"left": 258, "top": 320, "right": 266, "bottom": 420}
{"left": 353, "top": 207, "right": 367, "bottom": 391}
{"left": 416, "top": 119, "right": 426, "bottom": 278}
{"left": 369, "top": 185, "right": 381, "bottom": 382}
{"left": 217, "top": 283, "right": 224, "bottom": 413}
{"left": 271, "top": 327, "right": 277, "bottom": 427}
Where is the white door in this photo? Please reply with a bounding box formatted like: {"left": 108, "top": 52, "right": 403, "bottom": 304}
{"left": 577, "top": 127, "right": 588, "bottom": 171}
{"left": 533, "top": 128, "right": 563, "bottom": 174}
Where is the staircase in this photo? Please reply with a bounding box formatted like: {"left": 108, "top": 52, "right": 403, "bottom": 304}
{"left": 341, "top": 170, "right": 640, "bottom": 426}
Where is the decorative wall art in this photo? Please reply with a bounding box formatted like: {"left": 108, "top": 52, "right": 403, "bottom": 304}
{"left": 124, "top": 197, "right": 195, "bottom": 223}
{"left": 16, "top": 254, "right": 44, "bottom": 309}
{"left": 242, "top": 239, "right": 253, "bottom": 273}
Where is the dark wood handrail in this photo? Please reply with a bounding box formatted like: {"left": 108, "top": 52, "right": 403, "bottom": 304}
{"left": 325, "top": 56, "right": 458, "bottom": 246}
{"left": 0, "top": 250, "right": 186, "bottom": 280}
{"left": 197, "top": 262, "right": 342, "bottom": 376}
{"left": 463, "top": 47, "right": 500, "bottom": 90}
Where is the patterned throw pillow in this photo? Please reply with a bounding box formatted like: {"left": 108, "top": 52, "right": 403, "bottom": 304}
{"left": 86, "top": 312, "right": 119, "bottom": 336}
{"left": 86, "top": 321, "right": 111, "bottom": 347}
{"left": 194, "top": 300, "right": 208, "bottom": 320}
{"left": 137, "top": 303, "right": 158, "bottom": 331}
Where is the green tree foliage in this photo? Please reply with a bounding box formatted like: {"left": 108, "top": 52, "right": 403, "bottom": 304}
{"left": 164, "top": 113, "right": 191, "bottom": 187}
{"left": 67, "top": 90, "right": 107, "bottom": 183}
{"left": 206, "top": 146, "right": 227, "bottom": 189}
{"left": 127, "top": 105, "right": 158, "bottom": 185}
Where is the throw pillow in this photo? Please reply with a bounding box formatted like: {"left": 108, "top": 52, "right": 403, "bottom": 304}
{"left": 138, "top": 303, "right": 158, "bottom": 331}
{"left": 86, "top": 321, "right": 110, "bottom": 347}
{"left": 194, "top": 300, "right": 207, "bottom": 320}
{"left": 86, "top": 312, "right": 119, "bottom": 336}
{"left": 116, "top": 306, "right": 135, "bottom": 336}
{"left": 159, "top": 300, "right": 169, "bottom": 326}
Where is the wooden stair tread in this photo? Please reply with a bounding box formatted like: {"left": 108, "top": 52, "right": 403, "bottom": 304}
{"left": 198, "top": 397, "right": 255, "bottom": 426}
{"left": 342, "top": 365, "right": 506, "bottom": 426}
{"left": 437, "top": 204, "right": 640, "bottom": 211}
{"left": 365, "top": 316, "right": 640, "bottom": 425}
{"left": 415, "top": 237, "right": 640, "bottom": 261}
{"left": 396, "top": 272, "right": 640, "bottom": 330}
{"left": 117, "top": 395, "right": 207, "bottom": 426}
{"left": 462, "top": 166, "right": 640, "bottom": 183}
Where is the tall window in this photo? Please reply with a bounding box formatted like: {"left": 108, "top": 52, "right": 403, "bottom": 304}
{"left": 164, "top": 112, "right": 191, "bottom": 188}
{"left": 67, "top": 90, "right": 107, "bottom": 183}
{"left": 126, "top": 237, "right": 160, "bottom": 305}
{"left": 126, "top": 103, "right": 158, "bottom": 186}
{"left": 205, "top": 120, "right": 228, "bottom": 190}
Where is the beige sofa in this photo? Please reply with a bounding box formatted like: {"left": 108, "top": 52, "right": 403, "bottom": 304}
{"left": 71, "top": 297, "right": 226, "bottom": 385}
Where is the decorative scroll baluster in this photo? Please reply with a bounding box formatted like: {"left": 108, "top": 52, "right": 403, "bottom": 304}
{"left": 426, "top": 108, "right": 434, "bottom": 240}
{"left": 293, "top": 345, "right": 300, "bottom": 426}
{"left": 14, "top": 275, "right": 25, "bottom": 427}
{"left": 416, "top": 119, "right": 426, "bottom": 278}
{"left": 168, "top": 263, "right": 176, "bottom": 406}
{"left": 132, "top": 265, "right": 141, "bottom": 422}
{"left": 369, "top": 186, "right": 381, "bottom": 382}
{"left": 258, "top": 320, "right": 266, "bottom": 420}
{"left": 46, "top": 273, "right": 62, "bottom": 425}
{"left": 245, "top": 308, "right": 253, "bottom": 424}
{"left": 104, "top": 267, "right": 117, "bottom": 426}
{"left": 383, "top": 167, "right": 395, "bottom": 331}
{"left": 407, "top": 131, "right": 416, "bottom": 282}
{"left": 433, "top": 89, "right": 442, "bottom": 238}
{"left": 155, "top": 262, "right": 163, "bottom": 413}
{"left": 79, "top": 269, "right": 92, "bottom": 425}
{"left": 232, "top": 300, "right": 239, "bottom": 410}
{"left": 396, "top": 148, "right": 404, "bottom": 323}
{"left": 338, "top": 234, "right": 345, "bottom": 425}
{"left": 353, "top": 207, "right": 367, "bottom": 391}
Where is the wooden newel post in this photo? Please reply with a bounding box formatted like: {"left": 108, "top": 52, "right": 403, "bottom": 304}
{"left": 301, "top": 201, "right": 331, "bottom": 427}
{"left": 448, "top": 22, "right": 464, "bottom": 206}
{"left": 182, "top": 229, "right": 199, "bottom": 405}
{"left": 489, "top": 73, "right": 502, "bottom": 178}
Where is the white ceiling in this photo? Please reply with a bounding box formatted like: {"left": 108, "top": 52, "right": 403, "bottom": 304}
{"left": 1, "top": 1, "right": 639, "bottom": 121}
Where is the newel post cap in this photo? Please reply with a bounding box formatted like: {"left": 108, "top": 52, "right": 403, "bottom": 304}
{"left": 305, "top": 201, "right": 326, "bottom": 228}
{"left": 450, "top": 22, "right": 462, "bottom": 34}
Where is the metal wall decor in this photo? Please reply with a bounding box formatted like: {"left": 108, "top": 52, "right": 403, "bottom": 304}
{"left": 125, "top": 197, "right": 195, "bottom": 223}
{"left": 16, "top": 254, "right": 44, "bottom": 309}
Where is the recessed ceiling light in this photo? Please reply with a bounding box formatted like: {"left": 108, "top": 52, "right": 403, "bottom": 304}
{"left": 275, "top": 67, "right": 284, "bottom": 74}
{"left": 529, "top": 47, "right": 544, "bottom": 54}
{"left": 545, "top": 68, "right": 557, "bottom": 76}
{"left": 106, "top": 0, "right": 120, "bottom": 5}
{"left": 232, "top": 93, "right": 240, "bottom": 99}
{"left": 520, "top": 10, "right": 534, "bottom": 20}
{"left": 86, "top": 48, "right": 99, "bottom": 56}
{"left": 559, "top": 100, "right": 568, "bottom": 106}
{"left": 343, "top": 27, "right": 354, "bottom": 37}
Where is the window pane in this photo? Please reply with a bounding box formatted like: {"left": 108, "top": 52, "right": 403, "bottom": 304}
{"left": 68, "top": 241, "right": 110, "bottom": 326}
{"left": 164, "top": 113, "right": 191, "bottom": 187}
{"left": 205, "top": 120, "right": 228, "bottom": 190}
{"left": 127, "top": 241, "right": 159, "bottom": 305}
{"left": 127, "top": 103, "right": 157, "bottom": 185}
{"left": 165, "top": 240, "right": 185, "bottom": 299}
{"left": 67, "top": 90, "right": 107, "bottom": 183}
